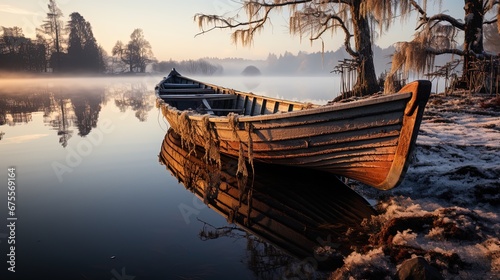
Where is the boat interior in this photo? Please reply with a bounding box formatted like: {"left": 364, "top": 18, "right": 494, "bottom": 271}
{"left": 156, "top": 72, "right": 315, "bottom": 116}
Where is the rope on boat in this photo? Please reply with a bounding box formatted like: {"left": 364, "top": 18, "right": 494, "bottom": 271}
{"left": 245, "top": 123, "right": 255, "bottom": 227}
{"left": 227, "top": 113, "right": 254, "bottom": 195}
{"left": 228, "top": 112, "right": 239, "bottom": 139}
{"left": 201, "top": 115, "right": 221, "bottom": 169}
{"left": 161, "top": 104, "right": 256, "bottom": 225}
{"left": 237, "top": 143, "right": 249, "bottom": 194}
{"left": 178, "top": 111, "right": 197, "bottom": 156}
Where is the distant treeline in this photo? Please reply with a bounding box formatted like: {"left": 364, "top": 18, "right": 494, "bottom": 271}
{"left": 0, "top": 10, "right": 106, "bottom": 73}
{"left": 205, "top": 46, "right": 398, "bottom": 76}
{"left": 0, "top": 28, "right": 47, "bottom": 72}
{"left": 0, "top": 0, "right": 152, "bottom": 74}
{"left": 152, "top": 59, "right": 223, "bottom": 75}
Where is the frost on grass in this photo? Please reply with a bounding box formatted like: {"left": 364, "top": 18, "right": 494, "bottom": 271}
{"left": 330, "top": 248, "right": 395, "bottom": 280}
{"left": 343, "top": 93, "right": 500, "bottom": 279}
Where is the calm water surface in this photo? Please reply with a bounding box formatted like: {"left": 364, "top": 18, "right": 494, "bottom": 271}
{"left": 0, "top": 75, "right": 368, "bottom": 279}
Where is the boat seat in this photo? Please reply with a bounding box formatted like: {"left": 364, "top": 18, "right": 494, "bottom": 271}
{"left": 162, "top": 83, "right": 201, "bottom": 89}
{"left": 159, "top": 93, "right": 237, "bottom": 101}
{"left": 159, "top": 93, "right": 242, "bottom": 115}
{"left": 197, "top": 108, "right": 245, "bottom": 114}
{"left": 161, "top": 88, "right": 216, "bottom": 94}
{"left": 199, "top": 99, "right": 244, "bottom": 115}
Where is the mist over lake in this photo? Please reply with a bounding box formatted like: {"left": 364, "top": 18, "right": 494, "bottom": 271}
{"left": 0, "top": 75, "right": 343, "bottom": 279}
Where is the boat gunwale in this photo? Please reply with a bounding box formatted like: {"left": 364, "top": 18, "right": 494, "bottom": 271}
{"left": 156, "top": 73, "right": 414, "bottom": 123}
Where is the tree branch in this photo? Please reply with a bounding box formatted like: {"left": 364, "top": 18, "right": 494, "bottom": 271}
{"left": 259, "top": 0, "right": 312, "bottom": 7}
{"left": 427, "top": 14, "right": 465, "bottom": 30}
{"left": 410, "top": 0, "right": 429, "bottom": 30}
{"left": 307, "top": 13, "right": 357, "bottom": 57}
{"left": 483, "top": 0, "right": 500, "bottom": 11}
{"left": 410, "top": 0, "right": 426, "bottom": 16}
{"left": 425, "top": 47, "right": 497, "bottom": 60}
{"left": 483, "top": 18, "right": 498, "bottom": 25}
{"left": 194, "top": 14, "right": 267, "bottom": 36}
{"left": 425, "top": 47, "right": 465, "bottom": 56}
{"left": 194, "top": 11, "right": 272, "bottom": 47}
{"left": 411, "top": 0, "right": 465, "bottom": 31}
{"left": 194, "top": 0, "right": 358, "bottom": 55}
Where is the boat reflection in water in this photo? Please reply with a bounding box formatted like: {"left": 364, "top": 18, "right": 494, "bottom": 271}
{"left": 159, "top": 129, "right": 377, "bottom": 274}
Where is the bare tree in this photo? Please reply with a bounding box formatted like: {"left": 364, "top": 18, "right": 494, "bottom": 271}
{"left": 128, "top": 29, "right": 154, "bottom": 73}
{"left": 1, "top": 27, "right": 25, "bottom": 53}
{"left": 39, "top": 0, "right": 64, "bottom": 71}
{"left": 195, "top": 0, "right": 418, "bottom": 96}
{"left": 112, "top": 29, "right": 154, "bottom": 73}
{"left": 111, "top": 40, "right": 127, "bottom": 73}
{"left": 385, "top": 0, "right": 500, "bottom": 93}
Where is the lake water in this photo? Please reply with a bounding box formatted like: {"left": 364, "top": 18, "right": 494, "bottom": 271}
{"left": 0, "top": 75, "right": 374, "bottom": 279}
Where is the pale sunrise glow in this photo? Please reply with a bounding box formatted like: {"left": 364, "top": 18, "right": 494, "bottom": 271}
{"left": 0, "top": 4, "right": 38, "bottom": 15}
{"left": 0, "top": 0, "right": 464, "bottom": 61}
{"left": 1, "top": 133, "right": 49, "bottom": 144}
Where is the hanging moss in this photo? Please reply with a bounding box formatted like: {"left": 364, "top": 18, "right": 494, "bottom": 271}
{"left": 245, "top": 122, "right": 255, "bottom": 174}
{"left": 227, "top": 112, "right": 240, "bottom": 140}
{"left": 161, "top": 101, "right": 255, "bottom": 219}
{"left": 177, "top": 111, "right": 197, "bottom": 155}
{"left": 236, "top": 143, "right": 249, "bottom": 191}
{"left": 201, "top": 115, "right": 221, "bottom": 168}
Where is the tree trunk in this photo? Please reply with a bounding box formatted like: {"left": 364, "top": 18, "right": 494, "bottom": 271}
{"left": 350, "top": 0, "right": 379, "bottom": 96}
{"left": 462, "top": 0, "right": 484, "bottom": 85}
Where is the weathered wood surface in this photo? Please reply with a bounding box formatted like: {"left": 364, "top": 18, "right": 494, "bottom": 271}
{"left": 156, "top": 69, "right": 431, "bottom": 190}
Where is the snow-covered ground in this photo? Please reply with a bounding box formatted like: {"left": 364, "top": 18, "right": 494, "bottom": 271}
{"left": 340, "top": 93, "right": 500, "bottom": 279}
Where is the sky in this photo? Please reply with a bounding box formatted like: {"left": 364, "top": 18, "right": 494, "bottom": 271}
{"left": 0, "top": 0, "right": 464, "bottom": 61}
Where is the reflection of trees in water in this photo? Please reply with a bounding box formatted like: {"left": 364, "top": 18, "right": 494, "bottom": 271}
{"left": 45, "top": 95, "right": 76, "bottom": 147}
{"left": 43, "top": 87, "right": 105, "bottom": 146}
{"left": 70, "top": 89, "right": 104, "bottom": 136}
{"left": 0, "top": 94, "right": 7, "bottom": 126}
{"left": 0, "top": 90, "right": 51, "bottom": 126}
{"left": 198, "top": 219, "right": 323, "bottom": 280}
{"left": 244, "top": 237, "right": 322, "bottom": 280}
{"left": 0, "top": 79, "right": 157, "bottom": 145}
{"left": 0, "top": 91, "right": 46, "bottom": 142}
{"left": 110, "top": 81, "right": 154, "bottom": 122}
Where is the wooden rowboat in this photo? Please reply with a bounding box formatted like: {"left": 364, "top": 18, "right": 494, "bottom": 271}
{"left": 155, "top": 69, "right": 431, "bottom": 190}
{"left": 159, "top": 129, "right": 376, "bottom": 269}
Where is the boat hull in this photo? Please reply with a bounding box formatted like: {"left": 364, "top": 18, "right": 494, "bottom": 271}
{"left": 156, "top": 70, "right": 431, "bottom": 190}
